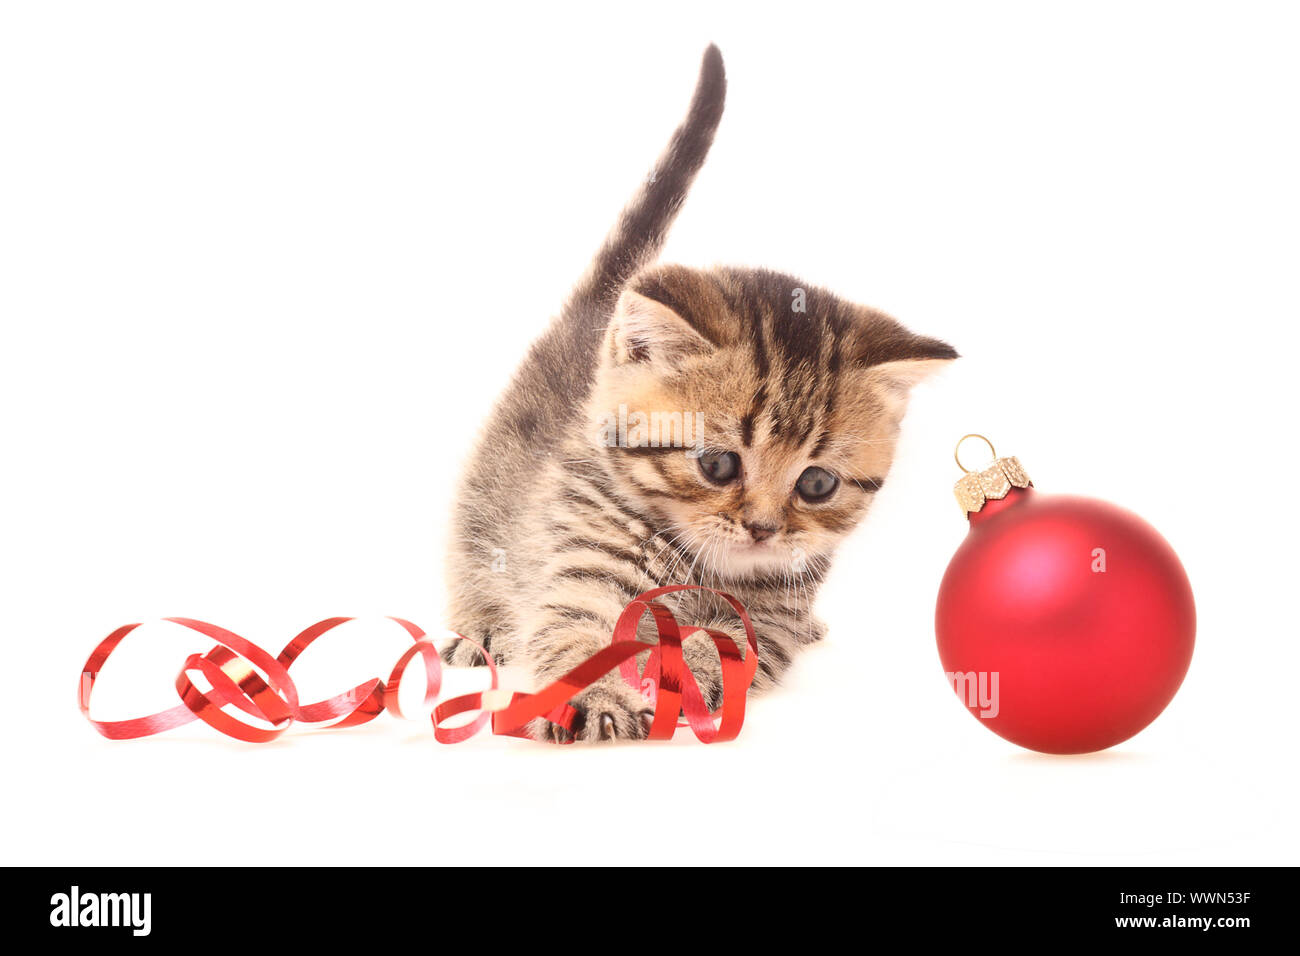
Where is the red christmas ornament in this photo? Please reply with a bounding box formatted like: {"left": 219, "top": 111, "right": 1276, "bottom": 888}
{"left": 934, "top": 436, "right": 1195, "bottom": 755}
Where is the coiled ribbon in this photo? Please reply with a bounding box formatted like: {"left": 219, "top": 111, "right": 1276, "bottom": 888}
{"left": 78, "top": 584, "right": 757, "bottom": 744}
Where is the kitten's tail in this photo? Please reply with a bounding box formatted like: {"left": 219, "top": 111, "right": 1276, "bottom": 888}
{"left": 567, "top": 44, "right": 726, "bottom": 315}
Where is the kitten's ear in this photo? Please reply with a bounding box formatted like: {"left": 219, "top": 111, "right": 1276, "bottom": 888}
{"left": 868, "top": 356, "right": 956, "bottom": 392}
{"left": 607, "top": 289, "right": 713, "bottom": 366}
{"left": 862, "top": 345, "right": 958, "bottom": 417}
{"left": 857, "top": 329, "right": 958, "bottom": 389}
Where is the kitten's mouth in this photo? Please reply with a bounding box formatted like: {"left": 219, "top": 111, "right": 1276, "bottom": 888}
{"left": 719, "top": 535, "right": 791, "bottom": 569}
{"left": 684, "top": 525, "right": 799, "bottom": 579}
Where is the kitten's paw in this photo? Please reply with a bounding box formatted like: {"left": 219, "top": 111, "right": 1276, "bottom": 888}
{"left": 809, "top": 617, "right": 828, "bottom": 643}
{"left": 440, "top": 639, "right": 499, "bottom": 668}
{"left": 693, "top": 676, "right": 725, "bottom": 713}
{"left": 532, "top": 683, "right": 655, "bottom": 744}
{"left": 681, "top": 641, "right": 725, "bottom": 712}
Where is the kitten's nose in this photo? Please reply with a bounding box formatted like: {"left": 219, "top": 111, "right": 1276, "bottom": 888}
{"left": 745, "top": 522, "right": 779, "bottom": 543}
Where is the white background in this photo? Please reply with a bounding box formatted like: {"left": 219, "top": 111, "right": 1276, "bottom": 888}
{"left": 3, "top": 1, "right": 1297, "bottom": 866}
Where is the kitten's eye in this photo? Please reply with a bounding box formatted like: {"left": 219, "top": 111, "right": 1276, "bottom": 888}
{"left": 795, "top": 466, "right": 838, "bottom": 502}
{"left": 697, "top": 450, "right": 740, "bottom": 484}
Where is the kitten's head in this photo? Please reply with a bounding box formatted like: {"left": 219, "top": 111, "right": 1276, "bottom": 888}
{"left": 586, "top": 265, "right": 956, "bottom": 581}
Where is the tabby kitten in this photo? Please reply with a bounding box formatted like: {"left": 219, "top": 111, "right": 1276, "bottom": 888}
{"left": 445, "top": 46, "right": 956, "bottom": 740}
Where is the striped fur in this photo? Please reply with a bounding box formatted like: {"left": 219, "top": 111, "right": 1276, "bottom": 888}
{"left": 445, "top": 47, "right": 956, "bottom": 741}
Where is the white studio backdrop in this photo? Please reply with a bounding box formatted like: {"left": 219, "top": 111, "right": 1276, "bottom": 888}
{"left": 2, "top": 1, "right": 1297, "bottom": 865}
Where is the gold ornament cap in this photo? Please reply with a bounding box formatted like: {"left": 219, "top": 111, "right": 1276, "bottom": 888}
{"left": 952, "top": 434, "right": 1031, "bottom": 514}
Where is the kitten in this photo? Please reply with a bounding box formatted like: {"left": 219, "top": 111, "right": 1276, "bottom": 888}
{"left": 445, "top": 45, "right": 956, "bottom": 741}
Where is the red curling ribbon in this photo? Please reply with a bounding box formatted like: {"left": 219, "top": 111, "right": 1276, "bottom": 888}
{"left": 78, "top": 585, "right": 758, "bottom": 745}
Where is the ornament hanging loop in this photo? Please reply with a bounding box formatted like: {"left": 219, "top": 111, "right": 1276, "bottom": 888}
{"left": 951, "top": 436, "right": 1032, "bottom": 514}
{"left": 954, "top": 434, "right": 997, "bottom": 474}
